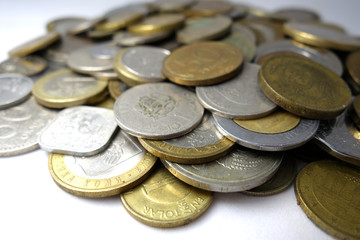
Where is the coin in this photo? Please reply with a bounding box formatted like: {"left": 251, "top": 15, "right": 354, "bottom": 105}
{"left": 90, "top": 71, "right": 118, "bottom": 81}
{"left": 48, "top": 130, "right": 157, "bottom": 198}
{"left": 163, "top": 41, "right": 243, "bottom": 86}
{"left": 0, "top": 55, "right": 47, "bottom": 76}
{"left": 226, "top": 4, "right": 247, "bottom": 19}
{"left": 352, "top": 95, "right": 360, "bottom": 128}
{"left": 0, "top": 97, "right": 57, "bottom": 157}
{"left": 245, "top": 6, "right": 286, "bottom": 22}
{"left": 68, "top": 16, "right": 106, "bottom": 35}
{"left": 258, "top": 55, "right": 352, "bottom": 119}
{"left": 95, "top": 96, "right": 115, "bottom": 109}
{"left": 139, "top": 112, "right": 234, "bottom": 164}
{"left": 39, "top": 106, "right": 118, "bottom": 156}
{"left": 221, "top": 31, "right": 256, "bottom": 62}
{"left": 274, "top": 8, "right": 319, "bottom": 22}
{"left": 161, "top": 145, "right": 283, "bottom": 192}
{"left": 113, "top": 82, "right": 204, "bottom": 139}
{"left": 231, "top": 23, "right": 257, "bottom": 44}
{"left": 113, "top": 30, "right": 172, "bottom": 47}
{"left": 32, "top": 68, "right": 108, "bottom": 108}
{"left": 346, "top": 50, "right": 360, "bottom": 87}
{"left": 196, "top": 63, "right": 276, "bottom": 119}
{"left": 0, "top": 73, "right": 33, "bottom": 110}
{"left": 295, "top": 160, "right": 360, "bottom": 240}
{"left": 121, "top": 165, "right": 213, "bottom": 228}
{"left": 108, "top": 80, "right": 129, "bottom": 99}
{"left": 150, "top": 0, "right": 194, "bottom": 13}
{"left": 47, "top": 17, "right": 86, "bottom": 35}
{"left": 184, "top": 1, "right": 233, "bottom": 17}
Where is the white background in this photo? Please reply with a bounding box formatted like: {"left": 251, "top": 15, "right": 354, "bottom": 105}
{"left": 1, "top": 1, "right": 359, "bottom": 240}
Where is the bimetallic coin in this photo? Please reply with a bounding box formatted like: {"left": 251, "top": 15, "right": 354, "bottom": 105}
{"left": 113, "top": 30, "right": 172, "bottom": 47}
{"left": 213, "top": 113, "right": 319, "bottom": 151}
{"left": 48, "top": 130, "right": 157, "bottom": 198}
{"left": 185, "top": 1, "right": 233, "bottom": 17}
{"left": 113, "top": 82, "right": 204, "bottom": 140}
{"left": 0, "top": 55, "right": 47, "bottom": 76}
{"left": 274, "top": 8, "right": 319, "bottom": 22}
{"left": 0, "top": 73, "right": 33, "bottom": 110}
{"left": 39, "top": 106, "right": 118, "bottom": 156}
{"left": 0, "top": 97, "right": 57, "bottom": 157}
{"left": 296, "top": 161, "right": 360, "bottom": 240}
{"left": 346, "top": 50, "right": 360, "bottom": 87}
{"left": 139, "top": 112, "right": 234, "bottom": 164}
{"left": 108, "top": 80, "right": 129, "bottom": 99}
{"left": 121, "top": 165, "right": 213, "bottom": 228}
{"left": 161, "top": 145, "right": 283, "bottom": 192}
{"left": 221, "top": 32, "right": 256, "bottom": 62}
{"left": 196, "top": 63, "right": 276, "bottom": 119}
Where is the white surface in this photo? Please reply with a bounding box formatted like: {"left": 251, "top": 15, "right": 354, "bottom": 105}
{"left": 1, "top": 1, "right": 359, "bottom": 240}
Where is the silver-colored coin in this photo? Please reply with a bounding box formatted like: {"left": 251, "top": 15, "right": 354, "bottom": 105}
{"left": 255, "top": 39, "right": 343, "bottom": 76}
{"left": 313, "top": 107, "right": 360, "bottom": 167}
{"left": 0, "top": 55, "right": 47, "bottom": 76}
{"left": 39, "top": 106, "right": 118, "bottom": 156}
{"left": 0, "top": 97, "right": 57, "bottom": 157}
{"left": 151, "top": 0, "right": 194, "bottom": 12}
{"left": 213, "top": 114, "right": 320, "bottom": 151}
{"left": 121, "top": 46, "right": 170, "bottom": 82}
{"left": 161, "top": 145, "right": 283, "bottom": 192}
{"left": 232, "top": 24, "right": 257, "bottom": 44}
{"left": 67, "top": 41, "right": 120, "bottom": 73}
{"left": 196, "top": 63, "right": 277, "bottom": 119}
{"left": 0, "top": 73, "right": 33, "bottom": 110}
{"left": 227, "top": 4, "right": 247, "bottom": 19}
{"left": 113, "top": 30, "right": 172, "bottom": 47}
{"left": 113, "top": 82, "right": 204, "bottom": 140}
{"left": 105, "top": 3, "right": 149, "bottom": 18}
{"left": 248, "top": 22, "right": 276, "bottom": 44}
{"left": 47, "top": 17, "right": 86, "bottom": 35}
{"left": 274, "top": 8, "right": 319, "bottom": 22}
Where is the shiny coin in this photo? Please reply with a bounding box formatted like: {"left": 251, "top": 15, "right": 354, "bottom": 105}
{"left": 221, "top": 31, "right": 256, "bottom": 62}
{"left": 68, "top": 16, "right": 106, "bottom": 35}
{"left": 139, "top": 112, "right": 234, "bottom": 164}
{"left": 113, "top": 82, "right": 204, "bottom": 140}
{"left": 213, "top": 111, "right": 319, "bottom": 151}
{"left": 39, "top": 106, "right": 117, "bottom": 156}
{"left": 0, "top": 73, "right": 33, "bottom": 110}
{"left": 113, "top": 30, "right": 172, "bottom": 47}
{"left": 0, "top": 97, "right": 57, "bottom": 157}
{"left": 346, "top": 50, "right": 360, "bottom": 87}
{"left": 151, "top": 0, "right": 194, "bottom": 12}
{"left": 163, "top": 41, "right": 243, "bottom": 86}
{"left": 161, "top": 145, "right": 283, "bottom": 192}
{"left": 108, "top": 80, "right": 128, "bottom": 99}
{"left": 258, "top": 55, "right": 352, "bottom": 119}
{"left": 32, "top": 68, "right": 108, "bottom": 108}
{"left": 0, "top": 55, "right": 47, "bottom": 76}
{"left": 283, "top": 21, "right": 360, "bottom": 51}
{"left": 121, "top": 165, "right": 213, "bottom": 228}
{"left": 274, "top": 8, "right": 319, "bottom": 22}
{"left": 196, "top": 63, "right": 276, "bottom": 119}
{"left": 177, "top": 16, "right": 232, "bottom": 44}
{"left": 185, "top": 1, "right": 233, "bottom": 17}
{"left": 295, "top": 160, "right": 360, "bottom": 240}
{"left": 48, "top": 130, "right": 157, "bottom": 198}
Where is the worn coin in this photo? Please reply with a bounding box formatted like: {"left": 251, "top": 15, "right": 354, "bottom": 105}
{"left": 47, "top": 17, "right": 86, "bottom": 35}
{"left": 346, "top": 50, "right": 360, "bottom": 87}
{"left": 0, "top": 55, "right": 47, "bottom": 76}
{"left": 221, "top": 31, "right": 256, "bottom": 62}
{"left": 226, "top": 4, "right": 247, "bottom": 19}
{"left": 274, "top": 8, "right": 319, "bottom": 22}
{"left": 113, "top": 30, "right": 172, "bottom": 47}
{"left": 68, "top": 16, "right": 106, "bottom": 35}
{"left": 150, "top": 0, "right": 194, "bottom": 12}
{"left": 108, "top": 80, "right": 129, "bottom": 99}
{"left": 95, "top": 96, "right": 115, "bottom": 109}
{"left": 184, "top": 1, "right": 233, "bottom": 17}
{"left": 232, "top": 23, "right": 257, "bottom": 44}
{"left": 90, "top": 71, "right": 118, "bottom": 81}
{"left": 352, "top": 95, "right": 360, "bottom": 128}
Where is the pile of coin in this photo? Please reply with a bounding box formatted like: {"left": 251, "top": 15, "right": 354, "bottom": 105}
{"left": 1, "top": 0, "right": 360, "bottom": 238}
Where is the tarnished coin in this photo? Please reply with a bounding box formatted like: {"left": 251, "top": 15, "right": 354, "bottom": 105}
{"left": 32, "top": 68, "right": 108, "bottom": 108}
{"left": 108, "top": 80, "right": 129, "bottom": 99}
{"left": 68, "top": 16, "right": 106, "bottom": 35}
{"left": 161, "top": 145, "right": 283, "bottom": 192}
{"left": 113, "top": 82, "right": 204, "bottom": 140}
{"left": 353, "top": 95, "right": 360, "bottom": 128}
{"left": 48, "top": 130, "right": 157, "bottom": 198}
{"left": 47, "top": 17, "right": 86, "bottom": 35}
{"left": 232, "top": 23, "right": 257, "bottom": 44}
{"left": 163, "top": 41, "right": 243, "bottom": 86}
{"left": 151, "top": 0, "right": 194, "bottom": 12}
{"left": 346, "top": 50, "right": 360, "bottom": 87}
{"left": 238, "top": 20, "right": 281, "bottom": 45}
{"left": 274, "top": 8, "right": 319, "bottom": 22}
{"left": 87, "top": 29, "right": 115, "bottom": 39}
{"left": 121, "top": 165, "right": 213, "bottom": 228}
{"left": 177, "top": 16, "right": 232, "bottom": 44}
{"left": 221, "top": 31, "right": 256, "bottom": 62}
{"left": 113, "top": 30, "right": 172, "bottom": 47}
{"left": 213, "top": 111, "right": 319, "bottom": 151}
{"left": 258, "top": 56, "right": 352, "bottom": 119}
{"left": 0, "top": 97, "right": 57, "bottom": 157}
{"left": 196, "top": 63, "right": 276, "bottom": 119}
{"left": 39, "top": 106, "right": 117, "bottom": 156}
{"left": 90, "top": 71, "right": 118, "bottom": 81}
{"left": 246, "top": 6, "right": 286, "bottom": 22}
{"left": 283, "top": 21, "right": 360, "bottom": 51}
{"left": 0, "top": 73, "right": 33, "bottom": 110}
{"left": 295, "top": 160, "right": 360, "bottom": 240}
{"left": 227, "top": 4, "right": 247, "bottom": 19}
{"left": 0, "top": 55, "right": 47, "bottom": 76}
{"left": 185, "top": 1, "right": 233, "bottom": 17}
{"left": 139, "top": 112, "right": 234, "bottom": 164}
{"left": 95, "top": 96, "right": 115, "bottom": 109}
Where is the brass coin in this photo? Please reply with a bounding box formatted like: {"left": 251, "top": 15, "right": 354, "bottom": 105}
{"left": 352, "top": 95, "right": 360, "bottom": 129}
{"left": 95, "top": 11, "right": 144, "bottom": 32}
{"left": 346, "top": 50, "right": 360, "bottom": 87}
{"left": 120, "top": 165, "right": 213, "bottom": 228}
{"left": 162, "top": 41, "right": 243, "bottom": 86}
{"left": 108, "top": 80, "right": 128, "bottom": 99}
{"left": 255, "top": 51, "right": 305, "bottom": 65}
{"left": 295, "top": 160, "right": 360, "bottom": 240}
{"left": 184, "top": 1, "right": 233, "bottom": 17}
{"left": 95, "top": 96, "right": 115, "bottom": 109}
{"left": 234, "top": 110, "right": 301, "bottom": 134}
{"left": 0, "top": 55, "right": 47, "bottom": 76}
{"left": 150, "top": 0, "right": 194, "bottom": 13}
{"left": 258, "top": 55, "right": 352, "bottom": 119}
{"left": 221, "top": 31, "right": 256, "bottom": 62}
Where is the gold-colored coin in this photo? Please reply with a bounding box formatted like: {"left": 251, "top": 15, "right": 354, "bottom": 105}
{"left": 346, "top": 50, "right": 360, "bottom": 87}
{"left": 246, "top": 6, "right": 287, "bottom": 22}
{"left": 184, "top": 1, "right": 233, "bottom": 17}
{"left": 8, "top": 31, "right": 60, "bottom": 57}
{"left": 235, "top": 110, "right": 301, "bottom": 134}
{"left": 95, "top": 96, "right": 115, "bottom": 109}
{"left": 162, "top": 41, "right": 243, "bottom": 86}
{"left": 128, "top": 13, "right": 185, "bottom": 35}
{"left": 352, "top": 95, "right": 360, "bottom": 129}
{"left": 32, "top": 68, "right": 108, "bottom": 108}
{"left": 120, "top": 165, "right": 213, "bottom": 228}
{"left": 258, "top": 55, "right": 352, "bottom": 119}
{"left": 108, "top": 80, "right": 128, "bottom": 99}
{"left": 221, "top": 31, "right": 256, "bottom": 62}
{"left": 95, "top": 12, "right": 144, "bottom": 32}
{"left": 0, "top": 55, "right": 48, "bottom": 76}
{"left": 255, "top": 51, "right": 305, "bottom": 65}
{"left": 295, "top": 160, "right": 360, "bottom": 240}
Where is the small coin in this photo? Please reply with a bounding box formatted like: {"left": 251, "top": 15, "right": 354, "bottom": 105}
{"left": 121, "top": 165, "right": 213, "bottom": 228}
{"left": 0, "top": 55, "right": 47, "bottom": 76}
{"left": 0, "top": 73, "right": 33, "bottom": 110}
{"left": 113, "top": 30, "right": 172, "bottom": 47}
{"left": 108, "top": 80, "right": 129, "bottom": 99}
{"left": 295, "top": 160, "right": 360, "bottom": 240}
{"left": 48, "top": 130, "right": 157, "bottom": 198}
{"left": 258, "top": 55, "right": 352, "bottom": 119}
{"left": 221, "top": 31, "right": 256, "bottom": 62}
{"left": 346, "top": 50, "right": 360, "bottom": 87}
{"left": 163, "top": 41, "right": 243, "bottom": 86}
{"left": 39, "top": 106, "right": 118, "bottom": 156}
{"left": 113, "top": 82, "right": 204, "bottom": 140}
{"left": 0, "top": 97, "right": 57, "bottom": 157}
{"left": 185, "top": 1, "right": 233, "bottom": 17}
{"left": 274, "top": 8, "right": 319, "bottom": 22}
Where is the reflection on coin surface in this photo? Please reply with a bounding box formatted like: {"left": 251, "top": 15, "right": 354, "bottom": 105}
{"left": 0, "top": 55, "right": 47, "bottom": 76}
{"left": 113, "top": 82, "right": 204, "bottom": 139}
{"left": 121, "top": 165, "right": 213, "bottom": 228}
{"left": 48, "top": 130, "right": 157, "bottom": 198}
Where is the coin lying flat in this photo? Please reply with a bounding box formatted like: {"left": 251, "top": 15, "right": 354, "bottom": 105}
{"left": 0, "top": 55, "right": 47, "bottom": 76}
{"left": 68, "top": 16, "right": 106, "bottom": 35}
{"left": 295, "top": 160, "right": 360, "bottom": 240}
{"left": 113, "top": 82, "right": 204, "bottom": 140}
{"left": 232, "top": 23, "right": 257, "bottom": 45}
{"left": 258, "top": 55, "right": 352, "bottom": 119}
{"left": 274, "top": 8, "right": 319, "bottom": 22}
{"left": 48, "top": 130, "right": 157, "bottom": 198}
{"left": 150, "top": 0, "right": 194, "bottom": 13}
{"left": 185, "top": 1, "right": 233, "bottom": 17}
{"left": 113, "top": 30, "right": 172, "bottom": 47}
{"left": 221, "top": 31, "right": 256, "bottom": 62}
{"left": 39, "top": 106, "right": 118, "bottom": 156}
{"left": 346, "top": 50, "right": 360, "bottom": 88}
